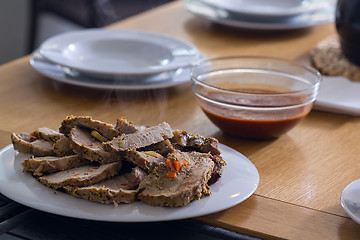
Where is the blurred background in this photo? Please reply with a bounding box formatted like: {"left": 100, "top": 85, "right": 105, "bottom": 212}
{"left": 0, "top": 0, "right": 174, "bottom": 65}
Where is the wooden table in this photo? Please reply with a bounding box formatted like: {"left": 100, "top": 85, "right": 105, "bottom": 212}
{"left": 1, "top": 1, "right": 360, "bottom": 239}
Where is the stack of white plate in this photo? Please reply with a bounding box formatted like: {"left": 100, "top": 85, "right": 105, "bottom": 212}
{"left": 184, "top": 0, "right": 335, "bottom": 30}
{"left": 30, "top": 29, "right": 201, "bottom": 90}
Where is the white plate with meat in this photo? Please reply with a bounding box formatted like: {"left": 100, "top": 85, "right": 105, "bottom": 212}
{"left": 38, "top": 29, "right": 200, "bottom": 76}
{"left": 0, "top": 143, "right": 259, "bottom": 222}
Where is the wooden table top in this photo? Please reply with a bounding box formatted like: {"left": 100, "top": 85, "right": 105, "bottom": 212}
{"left": 1, "top": 1, "right": 360, "bottom": 239}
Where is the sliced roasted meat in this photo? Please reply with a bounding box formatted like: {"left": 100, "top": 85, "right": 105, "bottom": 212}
{"left": 11, "top": 133, "right": 55, "bottom": 156}
{"left": 171, "top": 130, "right": 221, "bottom": 155}
{"left": 127, "top": 150, "right": 164, "bottom": 172}
{"left": 21, "top": 155, "right": 90, "bottom": 176}
{"left": 70, "top": 127, "right": 123, "bottom": 164}
{"left": 171, "top": 131, "right": 225, "bottom": 184}
{"left": 32, "top": 127, "right": 64, "bottom": 143}
{"left": 115, "top": 117, "right": 138, "bottom": 134}
{"left": 53, "top": 136, "right": 73, "bottom": 156}
{"left": 11, "top": 132, "right": 35, "bottom": 154}
{"left": 208, "top": 155, "right": 226, "bottom": 185}
{"left": 59, "top": 116, "right": 119, "bottom": 140}
{"left": 145, "top": 139, "right": 176, "bottom": 156}
{"left": 103, "top": 122, "right": 173, "bottom": 152}
{"left": 64, "top": 166, "right": 147, "bottom": 205}
{"left": 38, "top": 162, "right": 122, "bottom": 189}
{"left": 13, "top": 116, "right": 226, "bottom": 208}
{"left": 126, "top": 166, "right": 148, "bottom": 185}
{"left": 137, "top": 151, "right": 214, "bottom": 207}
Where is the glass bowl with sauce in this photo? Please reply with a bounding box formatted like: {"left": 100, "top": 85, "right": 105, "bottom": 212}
{"left": 191, "top": 56, "right": 321, "bottom": 140}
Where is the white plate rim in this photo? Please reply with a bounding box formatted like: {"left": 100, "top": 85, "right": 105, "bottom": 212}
{"left": 39, "top": 29, "right": 199, "bottom": 76}
{"left": 340, "top": 178, "right": 360, "bottom": 225}
{"left": 201, "top": 0, "right": 328, "bottom": 18}
{"left": 0, "top": 143, "right": 259, "bottom": 222}
{"left": 185, "top": 0, "right": 335, "bottom": 30}
{"left": 30, "top": 51, "right": 192, "bottom": 90}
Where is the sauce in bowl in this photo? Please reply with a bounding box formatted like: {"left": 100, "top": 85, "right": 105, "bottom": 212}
{"left": 191, "top": 56, "right": 321, "bottom": 140}
{"left": 202, "top": 105, "right": 311, "bottom": 139}
{"left": 199, "top": 87, "right": 313, "bottom": 140}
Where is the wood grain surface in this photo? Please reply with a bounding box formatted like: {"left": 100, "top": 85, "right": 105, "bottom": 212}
{"left": 0, "top": 1, "right": 359, "bottom": 239}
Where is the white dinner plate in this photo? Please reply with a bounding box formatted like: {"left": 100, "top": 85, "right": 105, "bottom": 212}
{"left": 30, "top": 50, "right": 192, "bottom": 90}
{"left": 0, "top": 143, "right": 259, "bottom": 222}
{"left": 184, "top": 0, "right": 335, "bottom": 30}
{"left": 39, "top": 29, "right": 199, "bottom": 76}
{"left": 202, "top": 0, "right": 328, "bottom": 19}
{"left": 341, "top": 179, "right": 360, "bottom": 225}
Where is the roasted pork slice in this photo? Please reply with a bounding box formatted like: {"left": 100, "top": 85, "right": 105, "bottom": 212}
{"left": 53, "top": 136, "right": 73, "bottom": 156}
{"left": 126, "top": 166, "right": 148, "bottom": 185}
{"left": 103, "top": 122, "right": 173, "bottom": 152}
{"left": 171, "top": 130, "right": 221, "bottom": 155}
{"left": 63, "top": 166, "right": 147, "bottom": 205}
{"left": 127, "top": 150, "right": 165, "bottom": 172}
{"left": 171, "top": 130, "right": 225, "bottom": 183}
{"left": 38, "top": 162, "right": 122, "bottom": 189}
{"left": 208, "top": 155, "right": 226, "bottom": 185}
{"left": 22, "top": 155, "right": 90, "bottom": 176}
{"left": 115, "top": 117, "right": 138, "bottom": 134}
{"left": 11, "top": 133, "right": 55, "bottom": 156}
{"left": 137, "top": 151, "right": 214, "bottom": 207}
{"left": 143, "top": 139, "right": 176, "bottom": 156}
{"left": 11, "top": 132, "right": 36, "bottom": 154}
{"left": 59, "top": 116, "right": 119, "bottom": 140}
{"left": 70, "top": 127, "right": 123, "bottom": 164}
{"left": 32, "top": 127, "right": 64, "bottom": 143}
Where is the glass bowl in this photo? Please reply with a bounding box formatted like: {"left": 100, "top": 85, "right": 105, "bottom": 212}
{"left": 191, "top": 56, "right": 322, "bottom": 140}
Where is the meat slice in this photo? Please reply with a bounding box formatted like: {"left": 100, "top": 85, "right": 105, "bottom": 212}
{"left": 127, "top": 150, "right": 164, "bottom": 172}
{"left": 115, "top": 117, "right": 138, "bottom": 134}
{"left": 53, "top": 136, "right": 73, "bottom": 156}
{"left": 11, "top": 133, "right": 55, "bottom": 156}
{"left": 38, "top": 162, "right": 122, "bottom": 189}
{"left": 137, "top": 151, "right": 214, "bottom": 207}
{"left": 32, "top": 127, "right": 64, "bottom": 143}
{"left": 103, "top": 122, "right": 173, "bottom": 152}
{"left": 64, "top": 166, "right": 147, "bottom": 205}
{"left": 208, "top": 155, "right": 226, "bottom": 185}
{"left": 59, "top": 116, "right": 119, "bottom": 140}
{"left": 11, "top": 132, "right": 36, "bottom": 154}
{"left": 126, "top": 166, "right": 148, "bottom": 185}
{"left": 171, "top": 130, "right": 221, "bottom": 155}
{"left": 69, "top": 127, "right": 123, "bottom": 164}
{"left": 144, "top": 139, "right": 176, "bottom": 156}
{"left": 21, "top": 155, "right": 90, "bottom": 176}
{"left": 171, "top": 131, "right": 225, "bottom": 184}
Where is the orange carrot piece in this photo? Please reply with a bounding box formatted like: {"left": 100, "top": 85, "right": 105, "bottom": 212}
{"left": 182, "top": 160, "right": 189, "bottom": 165}
{"left": 166, "top": 159, "right": 171, "bottom": 168}
{"left": 166, "top": 171, "right": 177, "bottom": 178}
{"left": 173, "top": 161, "right": 182, "bottom": 171}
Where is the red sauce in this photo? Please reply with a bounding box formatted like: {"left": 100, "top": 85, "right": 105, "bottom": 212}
{"left": 200, "top": 87, "right": 312, "bottom": 140}
{"left": 202, "top": 107, "right": 310, "bottom": 140}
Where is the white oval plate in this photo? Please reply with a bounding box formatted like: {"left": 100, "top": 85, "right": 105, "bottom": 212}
{"left": 201, "top": 0, "right": 328, "bottom": 18}
{"left": 341, "top": 179, "right": 360, "bottom": 224}
{"left": 30, "top": 50, "right": 192, "bottom": 90}
{"left": 39, "top": 29, "right": 199, "bottom": 76}
{"left": 0, "top": 143, "right": 259, "bottom": 222}
{"left": 185, "top": 0, "right": 335, "bottom": 30}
